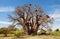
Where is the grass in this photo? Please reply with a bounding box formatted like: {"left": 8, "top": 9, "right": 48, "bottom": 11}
{"left": 0, "top": 35, "right": 60, "bottom": 39}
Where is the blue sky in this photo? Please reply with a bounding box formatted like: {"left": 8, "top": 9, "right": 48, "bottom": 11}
{"left": 0, "top": 0, "right": 60, "bottom": 30}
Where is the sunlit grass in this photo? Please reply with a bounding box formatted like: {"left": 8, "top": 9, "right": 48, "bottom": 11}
{"left": 0, "top": 35, "right": 60, "bottom": 39}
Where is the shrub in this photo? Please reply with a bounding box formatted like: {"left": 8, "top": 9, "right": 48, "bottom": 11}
{"left": 55, "top": 29, "right": 59, "bottom": 32}
{"left": 51, "top": 31, "right": 60, "bottom": 36}
{"left": 12, "top": 28, "right": 24, "bottom": 37}
{"left": 0, "top": 28, "right": 8, "bottom": 36}
{"left": 38, "top": 29, "right": 46, "bottom": 35}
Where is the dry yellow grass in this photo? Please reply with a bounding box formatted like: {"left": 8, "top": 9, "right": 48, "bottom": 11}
{"left": 0, "top": 35, "right": 60, "bottom": 39}
{"left": 25, "top": 35, "right": 60, "bottom": 39}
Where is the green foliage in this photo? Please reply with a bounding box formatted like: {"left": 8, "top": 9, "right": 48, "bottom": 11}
{"left": 38, "top": 29, "right": 46, "bottom": 35}
{"left": 38, "top": 29, "right": 60, "bottom": 36}
{"left": 51, "top": 31, "right": 60, "bottom": 36}
{"left": 0, "top": 28, "right": 9, "bottom": 36}
{"left": 51, "top": 29, "right": 60, "bottom": 36}
{"left": 0, "top": 28, "right": 7, "bottom": 34}
{"left": 55, "top": 29, "right": 59, "bottom": 32}
{"left": 0, "top": 28, "right": 25, "bottom": 37}
{"left": 12, "top": 28, "right": 24, "bottom": 36}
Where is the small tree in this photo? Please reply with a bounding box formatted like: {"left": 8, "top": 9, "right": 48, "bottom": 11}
{"left": 55, "top": 29, "right": 59, "bottom": 32}
{"left": 8, "top": 4, "right": 53, "bottom": 35}
{"left": 0, "top": 28, "right": 8, "bottom": 36}
{"left": 0, "top": 25, "right": 15, "bottom": 36}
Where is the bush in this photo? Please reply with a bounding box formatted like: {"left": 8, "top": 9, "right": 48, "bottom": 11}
{"left": 55, "top": 29, "right": 59, "bottom": 32}
{"left": 12, "top": 28, "right": 24, "bottom": 36}
{"left": 38, "top": 29, "right": 46, "bottom": 35}
{"left": 51, "top": 29, "right": 60, "bottom": 36}
{"left": 0, "top": 28, "right": 9, "bottom": 36}
{"left": 51, "top": 31, "right": 60, "bottom": 36}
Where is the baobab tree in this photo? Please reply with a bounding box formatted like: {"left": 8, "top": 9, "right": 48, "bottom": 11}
{"left": 8, "top": 4, "right": 53, "bottom": 35}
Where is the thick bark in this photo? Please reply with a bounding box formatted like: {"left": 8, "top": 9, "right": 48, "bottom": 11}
{"left": 24, "top": 26, "right": 37, "bottom": 35}
{"left": 26, "top": 30, "right": 37, "bottom": 35}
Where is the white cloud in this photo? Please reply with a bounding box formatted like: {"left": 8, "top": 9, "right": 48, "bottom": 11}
{"left": 50, "top": 14, "right": 60, "bottom": 18}
{"left": 0, "top": 7, "right": 15, "bottom": 12}
{"left": 54, "top": 19, "right": 60, "bottom": 21}
{"left": 49, "top": 9, "right": 60, "bottom": 18}
{"left": 0, "top": 21, "right": 12, "bottom": 25}
{"left": 48, "top": 5, "right": 60, "bottom": 31}
{"left": 49, "top": 8, "right": 60, "bottom": 22}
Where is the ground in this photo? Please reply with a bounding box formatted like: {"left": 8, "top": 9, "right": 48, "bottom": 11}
{"left": 0, "top": 35, "right": 60, "bottom": 39}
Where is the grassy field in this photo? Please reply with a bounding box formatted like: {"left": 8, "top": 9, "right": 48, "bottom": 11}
{"left": 0, "top": 35, "right": 60, "bottom": 39}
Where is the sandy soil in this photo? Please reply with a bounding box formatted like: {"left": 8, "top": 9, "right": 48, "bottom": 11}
{"left": 0, "top": 35, "right": 60, "bottom": 39}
